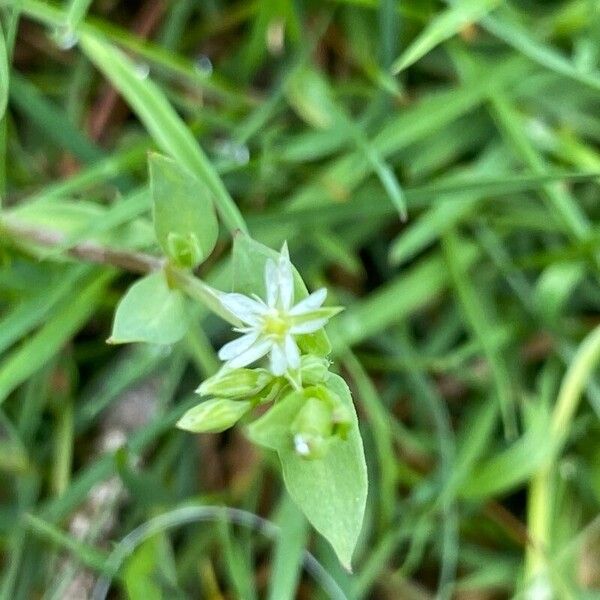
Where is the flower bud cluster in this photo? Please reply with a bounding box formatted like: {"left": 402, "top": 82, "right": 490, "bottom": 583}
{"left": 178, "top": 354, "right": 348, "bottom": 458}
{"left": 176, "top": 242, "right": 348, "bottom": 459}
{"left": 291, "top": 385, "right": 351, "bottom": 460}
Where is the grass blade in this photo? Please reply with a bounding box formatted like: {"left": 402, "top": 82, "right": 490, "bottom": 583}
{"left": 0, "top": 21, "right": 8, "bottom": 121}
{"left": 78, "top": 33, "right": 247, "bottom": 235}
{"left": 267, "top": 496, "right": 308, "bottom": 600}
{"left": 392, "top": 0, "right": 501, "bottom": 73}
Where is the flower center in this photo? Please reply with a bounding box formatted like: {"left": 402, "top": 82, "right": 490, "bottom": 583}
{"left": 262, "top": 310, "right": 289, "bottom": 340}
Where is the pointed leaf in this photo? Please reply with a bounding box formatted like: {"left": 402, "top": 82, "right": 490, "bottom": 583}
{"left": 247, "top": 374, "right": 367, "bottom": 570}
{"left": 285, "top": 67, "right": 336, "bottom": 129}
{"left": 0, "top": 22, "right": 8, "bottom": 121}
{"left": 149, "top": 153, "right": 219, "bottom": 268}
{"left": 392, "top": 0, "right": 501, "bottom": 73}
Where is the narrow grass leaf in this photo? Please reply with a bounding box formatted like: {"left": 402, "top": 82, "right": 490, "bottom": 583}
{"left": 0, "top": 21, "right": 9, "bottom": 120}
{"left": 0, "top": 265, "right": 91, "bottom": 355}
{"left": 65, "top": 0, "right": 94, "bottom": 30}
{"left": 0, "top": 271, "right": 112, "bottom": 405}
{"left": 460, "top": 404, "right": 552, "bottom": 499}
{"left": 78, "top": 32, "right": 247, "bottom": 234}
{"left": 217, "top": 519, "right": 257, "bottom": 600}
{"left": 442, "top": 229, "right": 517, "bottom": 438}
{"left": 336, "top": 244, "right": 478, "bottom": 348}
{"left": 389, "top": 196, "right": 479, "bottom": 265}
{"left": 267, "top": 496, "right": 308, "bottom": 600}
{"left": 9, "top": 72, "right": 103, "bottom": 163}
{"left": 392, "top": 0, "right": 501, "bottom": 73}
{"left": 23, "top": 513, "right": 109, "bottom": 572}
{"left": 483, "top": 14, "right": 600, "bottom": 94}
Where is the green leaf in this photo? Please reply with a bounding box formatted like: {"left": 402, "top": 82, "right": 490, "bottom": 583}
{"left": 460, "top": 403, "right": 553, "bottom": 499}
{"left": 483, "top": 13, "right": 600, "bottom": 94}
{"left": 9, "top": 73, "right": 103, "bottom": 164}
{"left": 0, "top": 271, "right": 112, "bottom": 406}
{"left": 149, "top": 153, "right": 219, "bottom": 268}
{"left": 534, "top": 261, "right": 586, "bottom": 323}
{"left": 0, "top": 21, "right": 8, "bottom": 121}
{"left": 391, "top": 0, "right": 501, "bottom": 73}
{"left": 176, "top": 398, "right": 252, "bottom": 433}
{"left": 123, "top": 535, "right": 177, "bottom": 600}
{"left": 442, "top": 229, "right": 517, "bottom": 438}
{"left": 285, "top": 67, "right": 407, "bottom": 220}
{"left": 232, "top": 234, "right": 331, "bottom": 356}
{"left": 109, "top": 271, "right": 188, "bottom": 345}
{"left": 285, "top": 67, "right": 336, "bottom": 129}
{"left": 389, "top": 196, "right": 479, "bottom": 265}
{"left": 247, "top": 374, "right": 367, "bottom": 570}
{"left": 65, "top": 0, "right": 94, "bottom": 30}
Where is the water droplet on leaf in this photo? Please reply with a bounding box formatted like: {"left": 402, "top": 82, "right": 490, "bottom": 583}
{"left": 294, "top": 433, "right": 311, "bottom": 456}
{"left": 53, "top": 26, "right": 78, "bottom": 50}
{"left": 194, "top": 54, "right": 213, "bottom": 76}
{"left": 134, "top": 63, "right": 150, "bottom": 80}
{"left": 214, "top": 140, "right": 250, "bottom": 165}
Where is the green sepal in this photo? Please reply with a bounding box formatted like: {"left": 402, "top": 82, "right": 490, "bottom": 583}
{"left": 198, "top": 367, "right": 273, "bottom": 399}
{"left": 176, "top": 398, "right": 252, "bottom": 433}
{"left": 166, "top": 232, "right": 204, "bottom": 270}
{"left": 300, "top": 355, "right": 330, "bottom": 386}
{"left": 290, "top": 397, "right": 334, "bottom": 460}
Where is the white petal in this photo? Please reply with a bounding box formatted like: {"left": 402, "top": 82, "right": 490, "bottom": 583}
{"left": 227, "top": 339, "right": 272, "bottom": 369}
{"left": 219, "top": 293, "right": 267, "bottom": 325}
{"left": 218, "top": 331, "right": 259, "bottom": 361}
{"left": 284, "top": 334, "right": 300, "bottom": 369}
{"left": 277, "top": 243, "right": 294, "bottom": 310}
{"left": 290, "top": 318, "right": 329, "bottom": 334}
{"left": 269, "top": 343, "right": 288, "bottom": 376}
{"left": 289, "top": 288, "right": 327, "bottom": 316}
{"left": 265, "top": 259, "right": 278, "bottom": 306}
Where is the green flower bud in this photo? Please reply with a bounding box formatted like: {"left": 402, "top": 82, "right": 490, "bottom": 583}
{"left": 291, "top": 396, "right": 333, "bottom": 460}
{"left": 197, "top": 368, "right": 273, "bottom": 399}
{"left": 309, "top": 384, "right": 351, "bottom": 432}
{"left": 167, "top": 231, "right": 204, "bottom": 269}
{"left": 290, "top": 384, "right": 352, "bottom": 459}
{"left": 300, "top": 355, "right": 331, "bottom": 385}
{"left": 177, "top": 398, "right": 252, "bottom": 433}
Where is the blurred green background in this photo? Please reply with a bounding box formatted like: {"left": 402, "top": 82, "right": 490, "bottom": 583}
{"left": 1, "top": 0, "right": 600, "bottom": 598}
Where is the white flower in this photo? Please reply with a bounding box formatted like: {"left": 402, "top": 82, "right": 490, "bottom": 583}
{"left": 217, "top": 243, "right": 340, "bottom": 376}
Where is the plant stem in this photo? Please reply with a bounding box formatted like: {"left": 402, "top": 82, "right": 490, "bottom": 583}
{"left": 1, "top": 217, "right": 243, "bottom": 326}
{"left": 1, "top": 217, "right": 164, "bottom": 273}
{"left": 525, "top": 324, "right": 600, "bottom": 587}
